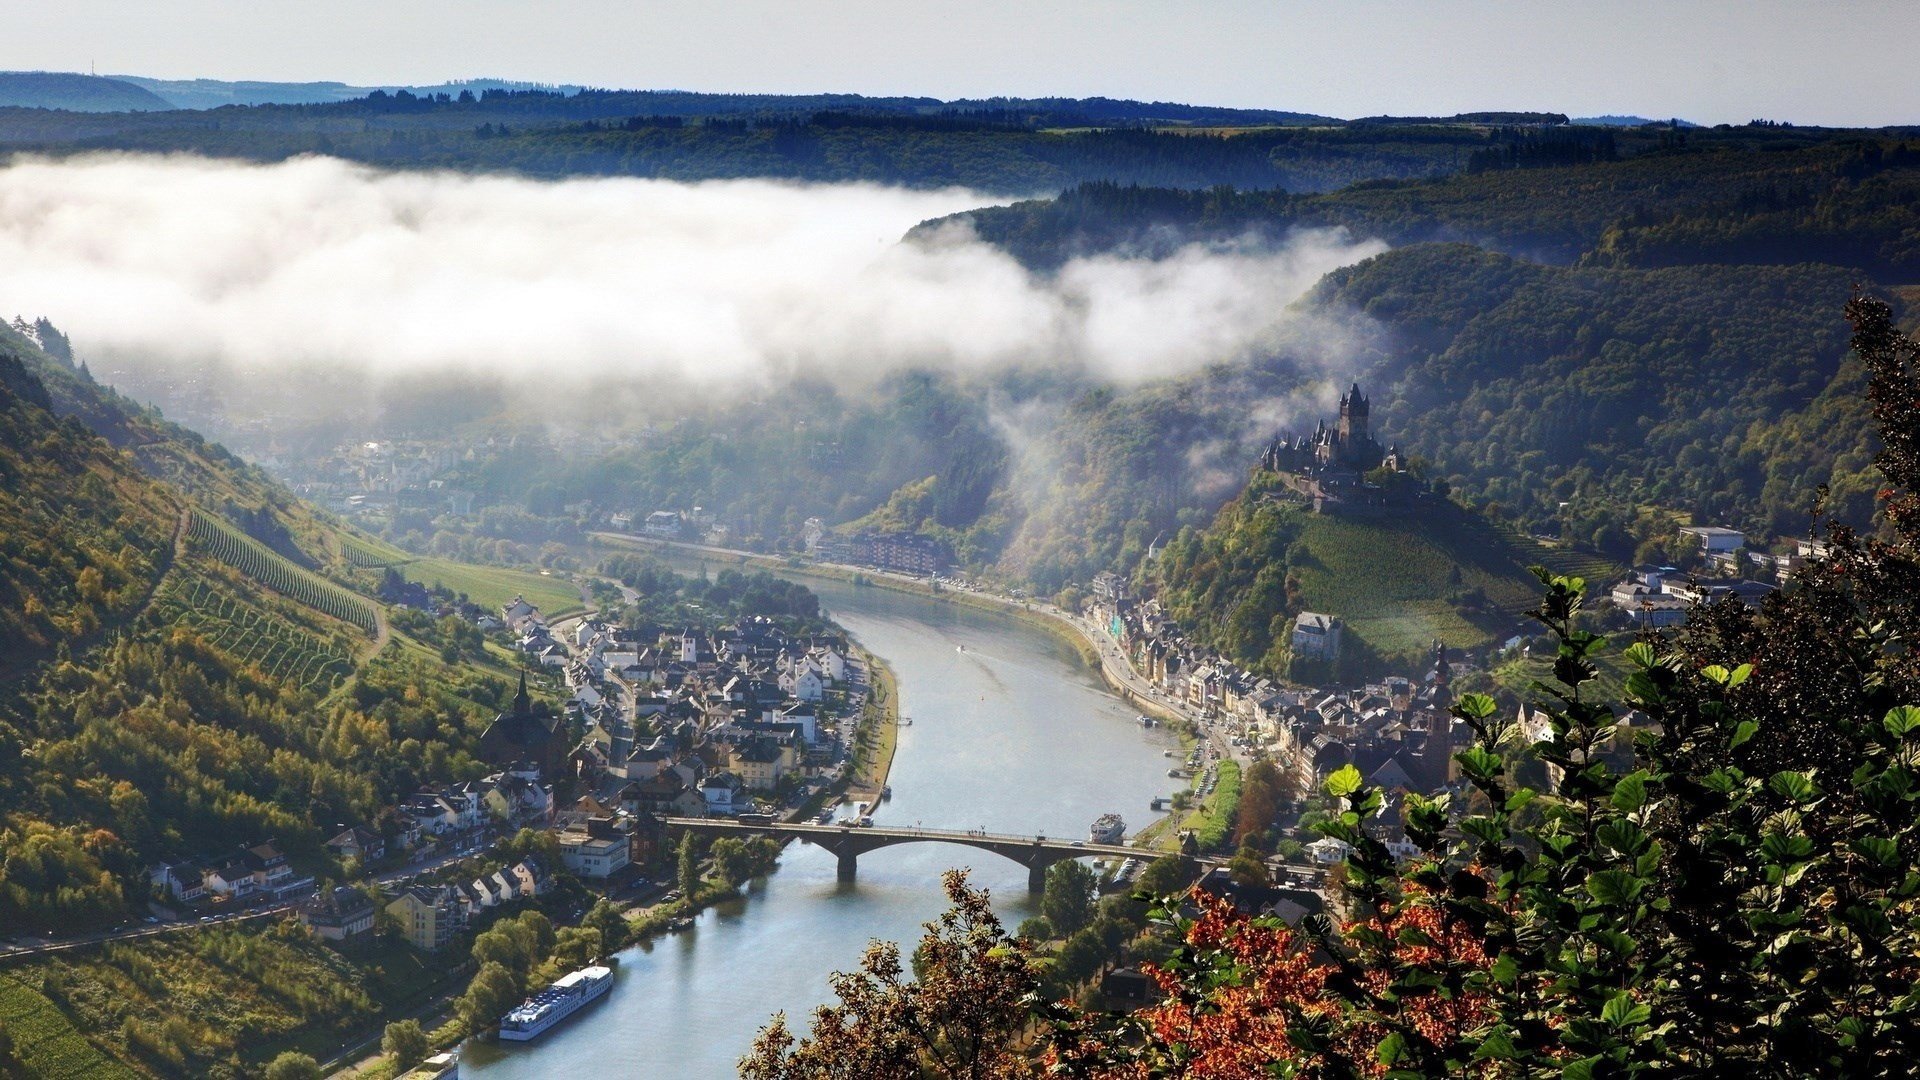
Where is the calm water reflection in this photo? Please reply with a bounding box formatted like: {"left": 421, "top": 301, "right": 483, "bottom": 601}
{"left": 465, "top": 577, "right": 1177, "bottom": 1078}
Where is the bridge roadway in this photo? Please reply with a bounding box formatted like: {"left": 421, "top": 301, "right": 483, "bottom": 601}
{"left": 666, "top": 817, "right": 1167, "bottom": 892}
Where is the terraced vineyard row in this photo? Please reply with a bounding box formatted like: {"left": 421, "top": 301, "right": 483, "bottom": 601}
{"left": 154, "top": 575, "right": 355, "bottom": 694}
{"left": 1495, "top": 524, "right": 1626, "bottom": 586}
{"left": 340, "top": 534, "right": 408, "bottom": 568}
{"left": 0, "top": 975, "right": 138, "bottom": 1079}
{"left": 186, "top": 510, "right": 378, "bottom": 636}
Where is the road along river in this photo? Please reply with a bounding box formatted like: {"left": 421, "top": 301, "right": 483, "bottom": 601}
{"left": 462, "top": 574, "right": 1181, "bottom": 1077}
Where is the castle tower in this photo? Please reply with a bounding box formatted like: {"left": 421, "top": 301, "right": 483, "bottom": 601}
{"left": 1338, "top": 382, "right": 1370, "bottom": 444}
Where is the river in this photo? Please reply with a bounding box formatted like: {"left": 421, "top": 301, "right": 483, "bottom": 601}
{"left": 463, "top": 576, "right": 1179, "bottom": 1078}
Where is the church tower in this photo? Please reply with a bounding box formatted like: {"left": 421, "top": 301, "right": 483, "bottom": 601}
{"left": 513, "top": 668, "right": 531, "bottom": 717}
{"left": 1338, "top": 382, "right": 1369, "bottom": 444}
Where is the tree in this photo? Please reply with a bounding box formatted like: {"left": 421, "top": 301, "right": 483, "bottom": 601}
{"left": 742, "top": 870, "right": 1040, "bottom": 1080}
{"left": 677, "top": 832, "right": 703, "bottom": 897}
{"left": 710, "top": 836, "right": 751, "bottom": 887}
{"left": 582, "top": 898, "right": 628, "bottom": 953}
{"left": 263, "top": 1052, "right": 321, "bottom": 1080}
{"left": 1040, "top": 859, "right": 1096, "bottom": 938}
{"left": 455, "top": 961, "right": 521, "bottom": 1034}
{"left": 1225, "top": 839, "right": 1270, "bottom": 887}
{"left": 381, "top": 1019, "right": 429, "bottom": 1071}
{"left": 1132, "top": 854, "right": 1195, "bottom": 898}
{"left": 1232, "top": 758, "right": 1286, "bottom": 850}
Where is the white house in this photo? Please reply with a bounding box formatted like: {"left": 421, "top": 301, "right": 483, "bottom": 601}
{"left": 701, "top": 772, "right": 750, "bottom": 815}
{"left": 1291, "top": 613, "right": 1343, "bottom": 662}
{"left": 1680, "top": 526, "right": 1745, "bottom": 553}
{"left": 785, "top": 667, "right": 824, "bottom": 703}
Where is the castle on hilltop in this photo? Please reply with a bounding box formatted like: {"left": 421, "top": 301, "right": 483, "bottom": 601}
{"left": 1258, "top": 383, "right": 1418, "bottom": 513}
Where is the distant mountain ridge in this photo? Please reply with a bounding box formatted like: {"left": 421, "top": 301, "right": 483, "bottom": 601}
{"left": 112, "top": 74, "right": 585, "bottom": 109}
{"left": 103, "top": 76, "right": 1335, "bottom": 126}
{"left": 0, "top": 70, "right": 170, "bottom": 112}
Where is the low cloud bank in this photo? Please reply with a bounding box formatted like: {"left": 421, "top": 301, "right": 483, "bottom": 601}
{"left": 0, "top": 154, "right": 1386, "bottom": 390}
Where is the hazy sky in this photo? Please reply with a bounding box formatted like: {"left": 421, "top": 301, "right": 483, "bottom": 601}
{"left": 10, "top": 0, "right": 1916, "bottom": 127}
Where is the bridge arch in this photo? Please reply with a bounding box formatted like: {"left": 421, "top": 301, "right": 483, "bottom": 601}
{"left": 665, "top": 818, "right": 1152, "bottom": 892}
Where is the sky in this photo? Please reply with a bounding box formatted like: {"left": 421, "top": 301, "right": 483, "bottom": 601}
{"left": 8, "top": 0, "right": 1917, "bottom": 128}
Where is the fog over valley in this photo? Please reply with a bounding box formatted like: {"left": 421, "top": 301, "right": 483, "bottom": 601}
{"left": 0, "top": 153, "right": 1386, "bottom": 425}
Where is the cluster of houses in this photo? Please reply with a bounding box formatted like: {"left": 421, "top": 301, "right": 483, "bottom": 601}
{"left": 1088, "top": 573, "right": 1484, "bottom": 838}
{"left": 373, "top": 858, "right": 554, "bottom": 952}
{"left": 554, "top": 612, "right": 864, "bottom": 826}
{"left": 1604, "top": 528, "right": 1818, "bottom": 627}
{"left": 272, "top": 438, "right": 476, "bottom": 519}
{"left": 149, "top": 839, "right": 315, "bottom": 907}
{"left": 607, "top": 506, "right": 729, "bottom": 545}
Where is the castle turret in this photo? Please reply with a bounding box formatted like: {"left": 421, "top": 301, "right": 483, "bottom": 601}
{"left": 1338, "top": 382, "right": 1370, "bottom": 443}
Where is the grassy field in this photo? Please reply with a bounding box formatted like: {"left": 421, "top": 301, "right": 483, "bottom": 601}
{"left": 1284, "top": 507, "right": 1543, "bottom": 661}
{"left": 399, "top": 557, "right": 582, "bottom": 616}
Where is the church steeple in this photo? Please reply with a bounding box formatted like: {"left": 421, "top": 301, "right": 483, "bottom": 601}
{"left": 514, "top": 668, "right": 531, "bottom": 717}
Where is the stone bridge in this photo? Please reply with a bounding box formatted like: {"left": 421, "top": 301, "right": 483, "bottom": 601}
{"left": 664, "top": 817, "right": 1162, "bottom": 892}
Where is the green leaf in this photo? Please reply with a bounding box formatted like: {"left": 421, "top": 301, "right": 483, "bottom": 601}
{"left": 1453, "top": 693, "right": 1498, "bottom": 720}
{"left": 1884, "top": 705, "right": 1920, "bottom": 739}
{"left": 1760, "top": 831, "right": 1815, "bottom": 863}
{"left": 1489, "top": 953, "right": 1520, "bottom": 986}
{"left": 1586, "top": 869, "right": 1646, "bottom": 906}
{"left": 1562, "top": 1056, "right": 1603, "bottom": 1080}
{"left": 1611, "top": 770, "right": 1649, "bottom": 813}
{"left": 1702, "top": 664, "right": 1732, "bottom": 685}
{"left": 1727, "top": 663, "right": 1752, "bottom": 688}
{"left": 1601, "top": 991, "right": 1652, "bottom": 1028}
{"left": 1768, "top": 770, "right": 1819, "bottom": 804}
{"left": 1325, "top": 764, "right": 1363, "bottom": 798}
{"left": 1597, "top": 819, "right": 1648, "bottom": 856}
{"left": 1503, "top": 788, "right": 1538, "bottom": 813}
{"left": 1853, "top": 836, "right": 1900, "bottom": 866}
{"left": 1624, "top": 671, "right": 1664, "bottom": 704}
{"left": 1456, "top": 746, "right": 1502, "bottom": 782}
{"left": 1623, "top": 641, "right": 1656, "bottom": 669}
{"left": 1730, "top": 720, "right": 1759, "bottom": 748}
{"left": 1377, "top": 1031, "right": 1407, "bottom": 1066}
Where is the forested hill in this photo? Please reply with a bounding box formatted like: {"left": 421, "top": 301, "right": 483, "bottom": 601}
{"left": 0, "top": 71, "right": 171, "bottom": 112}
{"left": 1310, "top": 246, "right": 1884, "bottom": 545}
{"left": 0, "top": 96, "right": 1461, "bottom": 192}
{"left": 928, "top": 133, "right": 1920, "bottom": 272}
{"left": 0, "top": 91, "right": 1661, "bottom": 194}
{"left": 0, "top": 322, "right": 527, "bottom": 940}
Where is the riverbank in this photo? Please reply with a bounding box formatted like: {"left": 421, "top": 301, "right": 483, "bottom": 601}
{"left": 587, "top": 533, "right": 1175, "bottom": 722}
{"left": 848, "top": 646, "right": 900, "bottom": 802}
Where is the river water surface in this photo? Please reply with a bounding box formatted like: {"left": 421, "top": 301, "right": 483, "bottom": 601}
{"left": 464, "top": 577, "right": 1178, "bottom": 1077}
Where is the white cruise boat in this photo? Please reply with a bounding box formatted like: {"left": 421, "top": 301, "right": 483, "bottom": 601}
{"left": 497, "top": 965, "right": 614, "bottom": 1041}
{"left": 1088, "top": 813, "right": 1126, "bottom": 845}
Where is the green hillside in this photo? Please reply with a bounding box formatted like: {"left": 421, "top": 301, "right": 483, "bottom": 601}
{"left": 0, "top": 324, "right": 528, "bottom": 929}
{"left": 1149, "top": 471, "right": 1587, "bottom": 677}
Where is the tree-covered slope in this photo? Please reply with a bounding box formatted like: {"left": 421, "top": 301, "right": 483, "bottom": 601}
{"left": 0, "top": 328, "right": 523, "bottom": 936}
{"left": 935, "top": 135, "right": 1920, "bottom": 271}
{"left": 1313, "top": 245, "right": 1880, "bottom": 547}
